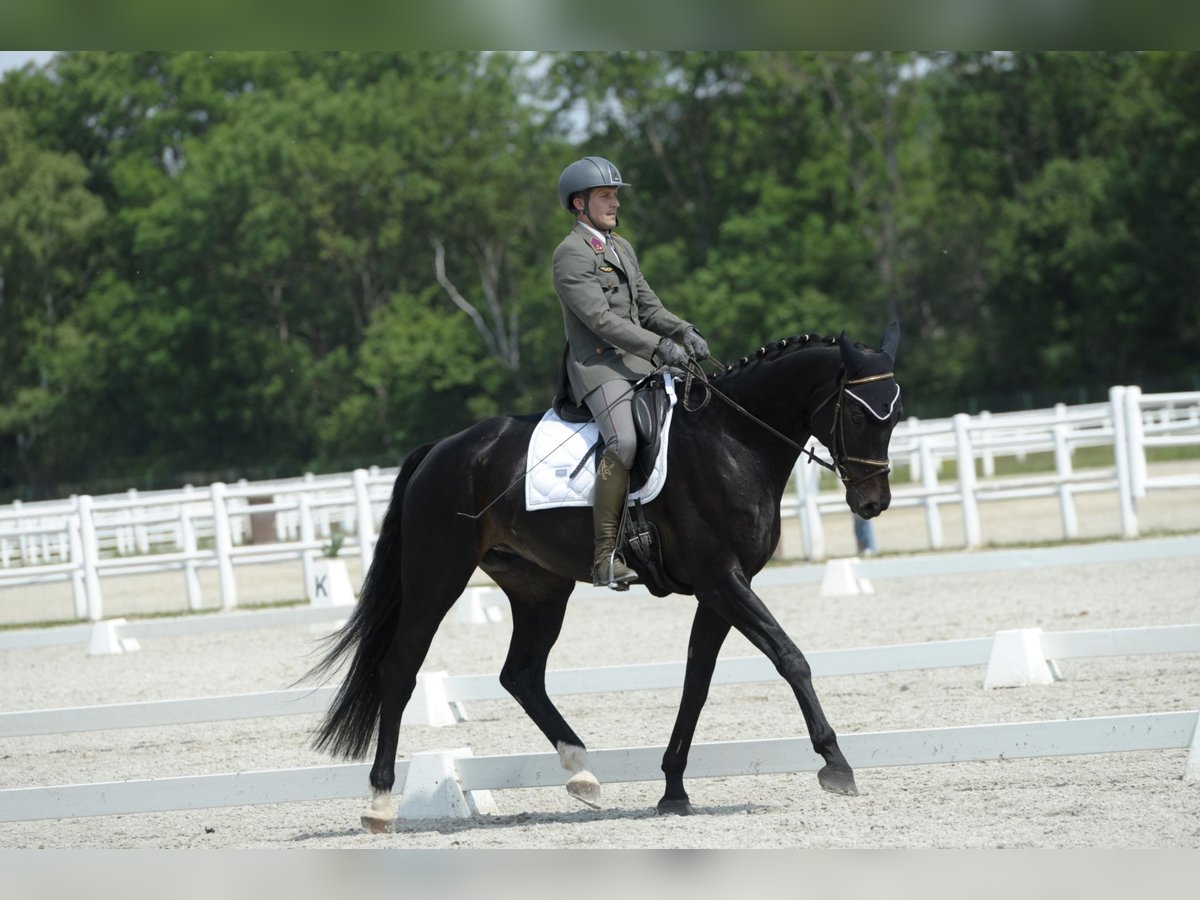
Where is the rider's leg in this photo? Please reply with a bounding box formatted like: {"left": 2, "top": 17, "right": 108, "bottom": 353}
{"left": 584, "top": 380, "right": 638, "bottom": 589}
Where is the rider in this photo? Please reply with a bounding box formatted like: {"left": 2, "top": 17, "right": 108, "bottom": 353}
{"left": 552, "top": 155, "right": 710, "bottom": 589}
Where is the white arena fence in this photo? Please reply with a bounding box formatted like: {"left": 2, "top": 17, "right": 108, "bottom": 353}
{"left": 0, "top": 467, "right": 396, "bottom": 622}
{"left": 786, "top": 385, "right": 1200, "bottom": 559}
{"left": 0, "top": 534, "right": 1193, "bottom": 655}
{"left": 1, "top": 385, "right": 1198, "bottom": 623}
{"left": 2, "top": 538, "right": 1198, "bottom": 823}
{"left": 2, "top": 714, "right": 1197, "bottom": 823}
{"left": 3, "top": 621, "right": 1198, "bottom": 738}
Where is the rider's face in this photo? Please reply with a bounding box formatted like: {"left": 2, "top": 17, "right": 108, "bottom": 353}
{"left": 580, "top": 187, "right": 619, "bottom": 229}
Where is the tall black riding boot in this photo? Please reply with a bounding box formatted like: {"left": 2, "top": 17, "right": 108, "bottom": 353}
{"left": 591, "top": 448, "right": 638, "bottom": 590}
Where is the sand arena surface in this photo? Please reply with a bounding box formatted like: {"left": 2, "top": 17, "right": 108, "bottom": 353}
{"left": 1, "top": 461, "right": 1198, "bottom": 848}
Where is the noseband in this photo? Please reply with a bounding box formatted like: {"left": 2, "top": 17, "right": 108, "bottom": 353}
{"left": 806, "top": 371, "right": 895, "bottom": 487}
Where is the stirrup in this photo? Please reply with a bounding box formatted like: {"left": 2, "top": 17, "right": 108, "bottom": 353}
{"left": 592, "top": 553, "right": 636, "bottom": 591}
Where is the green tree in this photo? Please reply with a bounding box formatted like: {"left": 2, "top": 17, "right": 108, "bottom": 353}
{"left": 0, "top": 108, "right": 107, "bottom": 495}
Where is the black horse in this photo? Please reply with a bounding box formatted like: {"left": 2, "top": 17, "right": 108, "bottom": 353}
{"left": 308, "top": 324, "right": 902, "bottom": 832}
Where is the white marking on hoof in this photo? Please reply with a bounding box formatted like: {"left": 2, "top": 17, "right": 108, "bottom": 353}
{"left": 557, "top": 741, "right": 601, "bottom": 808}
{"left": 361, "top": 788, "right": 394, "bottom": 834}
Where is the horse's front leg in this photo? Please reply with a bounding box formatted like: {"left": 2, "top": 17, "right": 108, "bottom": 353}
{"left": 698, "top": 568, "right": 858, "bottom": 797}
{"left": 658, "top": 602, "right": 731, "bottom": 815}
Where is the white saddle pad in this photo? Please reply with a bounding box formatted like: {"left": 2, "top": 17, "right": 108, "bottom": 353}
{"left": 525, "top": 375, "right": 677, "bottom": 511}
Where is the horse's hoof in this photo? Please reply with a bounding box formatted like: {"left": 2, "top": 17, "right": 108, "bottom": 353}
{"left": 360, "top": 811, "right": 395, "bottom": 834}
{"left": 566, "top": 771, "right": 602, "bottom": 808}
{"left": 818, "top": 764, "right": 859, "bottom": 796}
{"left": 656, "top": 796, "right": 695, "bottom": 816}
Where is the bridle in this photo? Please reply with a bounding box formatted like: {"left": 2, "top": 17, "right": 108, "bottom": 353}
{"left": 679, "top": 359, "right": 895, "bottom": 488}
{"left": 807, "top": 370, "right": 895, "bottom": 487}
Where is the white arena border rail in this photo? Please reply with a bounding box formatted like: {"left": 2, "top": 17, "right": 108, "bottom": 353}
{"left": 2, "top": 385, "right": 1197, "bottom": 621}
{"left": 4, "top": 622, "right": 1198, "bottom": 738}
{"left": 2, "top": 533, "right": 1196, "bottom": 653}
{"left": 2, "top": 710, "right": 1197, "bottom": 822}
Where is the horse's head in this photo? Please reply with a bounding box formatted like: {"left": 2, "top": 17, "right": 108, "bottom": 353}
{"left": 812, "top": 322, "right": 902, "bottom": 519}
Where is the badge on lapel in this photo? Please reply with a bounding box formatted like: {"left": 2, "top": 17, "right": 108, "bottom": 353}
{"left": 589, "top": 237, "right": 604, "bottom": 253}
{"left": 599, "top": 265, "right": 614, "bottom": 272}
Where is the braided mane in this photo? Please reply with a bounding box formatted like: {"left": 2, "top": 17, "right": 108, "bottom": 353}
{"left": 714, "top": 333, "right": 838, "bottom": 382}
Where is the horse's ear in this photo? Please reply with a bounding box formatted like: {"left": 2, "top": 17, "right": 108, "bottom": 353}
{"left": 880, "top": 321, "right": 900, "bottom": 364}
{"left": 838, "top": 330, "right": 870, "bottom": 374}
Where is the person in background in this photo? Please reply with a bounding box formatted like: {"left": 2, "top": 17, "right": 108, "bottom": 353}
{"left": 853, "top": 512, "right": 877, "bottom": 556}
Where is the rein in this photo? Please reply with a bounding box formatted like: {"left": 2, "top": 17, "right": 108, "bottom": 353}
{"left": 676, "top": 357, "right": 893, "bottom": 488}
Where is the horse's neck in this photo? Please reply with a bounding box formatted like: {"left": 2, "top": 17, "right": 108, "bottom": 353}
{"left": 703, "top": 347, "right": 839, "bottom": 488}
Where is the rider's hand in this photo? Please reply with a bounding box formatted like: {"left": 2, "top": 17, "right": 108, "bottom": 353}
{"left": 683, "top": 327, "right": 710, "bottom": 361}
{"left": 653, "top": 337, "right": 689, "bottom": 369}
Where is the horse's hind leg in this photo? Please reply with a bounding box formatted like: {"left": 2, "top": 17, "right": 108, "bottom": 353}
{"left": 362, "top": 567, "right": 474, "bottom": 832}
{"left": 484, "top": 555, "right": 600, "bottom": 807}
{"left": 657, "top": 603, "right": 731, "bottom": 815}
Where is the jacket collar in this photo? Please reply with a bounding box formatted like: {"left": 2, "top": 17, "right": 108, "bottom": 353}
{"left": 574, "top": 221, "right": 625, "bottom": 271}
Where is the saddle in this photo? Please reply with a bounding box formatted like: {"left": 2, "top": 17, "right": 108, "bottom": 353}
{"left": 552, "top": 374, "right": 671, "bottom": 494}
{"left": 553, "top": 375, "right": 691, "bottom": 598}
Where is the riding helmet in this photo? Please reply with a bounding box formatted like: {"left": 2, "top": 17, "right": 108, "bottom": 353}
{"left": 557, "top": 156, "right": 631, "bottom": 211}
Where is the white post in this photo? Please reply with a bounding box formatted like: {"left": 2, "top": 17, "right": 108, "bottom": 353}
{"left": 210, "top": 482, "right": 238, "bottom": 611}
{"left": 299, "top": 494, "right": 316, "bottom": 602}
{"left": 68, "top": 505, "right": 88, "bottom": 619}
{"left": 796, "top": 457, "right": 825, "bottom": 562}
{"left": 1053, "top": 424, "right": 1079, "bottom": 539}
{"left": 953, "top": 413, "right": 982, "bottom": 549}
{"left": 978, "top": 410, "right": 995, "bottom": 476}
{"left": 128, "top": 488, "right": 150, "bottom": 554}
{"left": 353, "top": 468, "right": 375, "bottom": 579}
{"left": 905, "top": 417, "right": 921, "bottom": 481}
{"left": 919, "top": 437, "right": 943, "bottom": 549}
{"left": 180, "top": 505, "right": 202, "bottom": 611}
{"left": 1109, "top": 386, "right": 1138, "bottom": 538}
{"left": 14, "top": 499, "right": 29, "bottom": 563}
{"left": 76, "top": 495, "right": 104, "bottom": 622}
{"left": 1124, "top": 385, "right": 1147, "bottom": 499}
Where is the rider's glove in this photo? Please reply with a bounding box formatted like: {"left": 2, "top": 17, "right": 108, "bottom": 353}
{"left": 682, "top": 327, "right": 710, "bottom": 361}
{"left": 653, "top": 337, "right": 689, "bottom": 369}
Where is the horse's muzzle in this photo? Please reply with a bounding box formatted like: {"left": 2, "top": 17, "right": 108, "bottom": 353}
{"left": 848, "top": 483, "right": 890, "bottom": 519}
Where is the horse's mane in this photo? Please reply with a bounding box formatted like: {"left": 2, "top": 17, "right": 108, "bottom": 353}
{"left": 713, "top": 333, "right": 839, "bottom": 382}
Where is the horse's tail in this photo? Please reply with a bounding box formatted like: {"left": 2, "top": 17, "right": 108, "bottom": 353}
{"left": 305, "top": 441, "right": 438, "bottom": 759}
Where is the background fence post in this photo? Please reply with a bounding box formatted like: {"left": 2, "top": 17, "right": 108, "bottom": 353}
{"left": 299, "top": 494, "right": 316, "bottom": 603}
{"left": 353, "top": 468, "right": 375, "bottom": 580}
{"left": 76, "top": 495, "right": 104, "bottom": 622}
{"left": 1053, "top": 423, "right": 1079, "bottom": 539}
{"left": 919, "top": 437, "right": 943, "bottom": 549}
{"left": 1123, "top": 385, "right": 1147, "bottom": 499}
{"left": 210, "top": 483, "right": 238, "bottom": 611}
{"left": 795, "top": 456, "right": 825, "bottom": 561}
{"left": 953, "top": 413, "right": 982, "bottom": 549}
{"left": 1109, "top": 386, "right": 1139, "bottom": 538}
{"left": 180, "top": 505, "right": 202, "bottom": 611}
{"left": 68, "top": 502, "right": 88, "bottom": 619}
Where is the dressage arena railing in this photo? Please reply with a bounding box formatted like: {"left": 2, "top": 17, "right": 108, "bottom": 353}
{"left": 2, "top": 538, "right": 1198, "bottom": 822}
{"left": 786, "top": 385, "right": 1200, "bottom": 559}
{"left": 0, "top": 533, "right": 1194, "bottom": 655}
{"left": 0, "top": 467, "right": 396, "bottom": 622}
{"left": 3, "top": 621, "right": 1199, "bottom": 738}
{"left": 2, "top": 711, "right": 1198, "bottom": 823}
{"left": 2, "top": 632, "right": 1198, "bottom": 821}
{"left": 1, "top": 385, "right": 1198, "bottom": 623}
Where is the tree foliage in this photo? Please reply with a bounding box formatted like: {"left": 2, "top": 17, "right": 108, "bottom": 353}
{"left": 1, "top": 51, "right": 1196, "bottom": 500}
